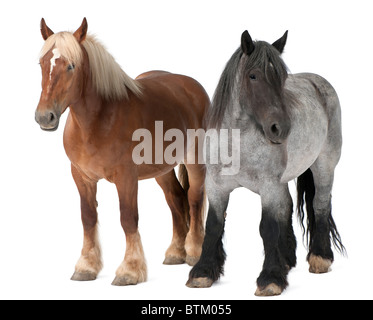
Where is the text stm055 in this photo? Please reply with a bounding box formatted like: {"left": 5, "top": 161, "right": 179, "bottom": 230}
{"left": 186, "top": 305, "right": 232, "bottom": 315}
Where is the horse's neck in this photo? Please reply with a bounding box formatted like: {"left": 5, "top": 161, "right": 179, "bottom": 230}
{"left": 68, "top": 86, "right": 109, "bottom": 136}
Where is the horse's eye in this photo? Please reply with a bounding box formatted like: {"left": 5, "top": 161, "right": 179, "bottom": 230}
{"left": 67, "top": 64, "right": 75, "bottom": 71}
{"left": 249, "top": 74, "right": 257, "bottom": 81}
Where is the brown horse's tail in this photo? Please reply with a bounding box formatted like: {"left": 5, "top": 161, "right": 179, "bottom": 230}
{"left": 178, "top": 164, "right": 207, "bottom": 228}
{"left": 178, "top": 164, "right": 190, "bottom": 227}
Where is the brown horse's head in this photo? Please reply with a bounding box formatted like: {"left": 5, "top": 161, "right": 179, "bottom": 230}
{"left": 240, "top": 30, "right": 291, "bottom": 144}
{"left": 35, "top": 18, "right": 88, "bottom": 131}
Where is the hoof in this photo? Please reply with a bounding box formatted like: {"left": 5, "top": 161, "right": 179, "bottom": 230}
{"left": 111, "top": 275, "right": 138, "bottom": 286}
{"left": 308, "top": 254, "right": 332, "bottom": 274}
{"left": 185, "top": 255, "right": 200, "bottom": 267}
{"left": 163, "top": 256, "right": 185, "bottom": 265}
{"left": 71, "top": 271, "right": 97, "bottom": 282}
{"left": 255, "top": 283, "right": 283, "bottom": 297}
{"left": 186, "top": 277, "right": 214, "bottom": 288}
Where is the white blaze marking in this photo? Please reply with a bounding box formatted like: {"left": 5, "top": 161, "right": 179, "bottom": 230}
{"left": 49, "top": 48, "right": 61, "bottom": 79}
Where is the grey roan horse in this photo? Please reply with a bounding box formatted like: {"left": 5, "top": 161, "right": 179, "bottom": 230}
{"left": 187, "top": 31, "right": 345, "bottom": 296}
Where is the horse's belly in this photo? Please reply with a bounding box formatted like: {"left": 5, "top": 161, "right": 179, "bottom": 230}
{"left": 137, "top": 163, "right": 178, "bottom": 180}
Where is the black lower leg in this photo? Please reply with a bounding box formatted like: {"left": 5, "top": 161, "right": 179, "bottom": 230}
{"left": 257, "top": 213, "right": 289, "bottom": 290}
{"left": 305, "top": 167, "right": 345, "bottom": 261}
{"left": 188, "top": 207, "right": 226, "bottom": 283}
{"left": 278, "top": 214, "right": 297, "bottom": 270}
{"left": 308, "top": 213, "right": 334, "bottom": 261}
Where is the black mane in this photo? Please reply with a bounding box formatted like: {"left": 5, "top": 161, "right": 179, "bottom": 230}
{"left": 207, "top": 41, "right": 289, "bottom": 129}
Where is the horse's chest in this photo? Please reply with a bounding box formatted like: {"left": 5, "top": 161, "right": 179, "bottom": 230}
{"left": 65, "top": 145, "right": 105, "bottom": 180}
{"left": 206, "top": 129, "right": 286, "bottom": 193}
{"left": 64, "top": 134, "right": 127, "bottom": 181}
{"left": 239, "top": 134, "right": 286, "bottom": 187}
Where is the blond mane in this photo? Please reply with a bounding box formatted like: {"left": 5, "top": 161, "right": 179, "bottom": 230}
{"left": 40, "top": 32, "right": 142, "bottom": 101}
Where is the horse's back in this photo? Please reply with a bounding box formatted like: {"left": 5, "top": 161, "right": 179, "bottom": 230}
{"left": 288, "top": 73, "right": 341, "bottom": 139}
{"left": 289, "top": 73, "right": 341, "bottom": 117}
{"left": 136, "top": 70, "right": 171, "bottom": 80}
{"left": 136, "top": 70, "right": 210, "bottom": 128}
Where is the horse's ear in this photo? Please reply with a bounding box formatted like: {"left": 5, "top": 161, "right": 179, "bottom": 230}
{"left": 73, "top": 18, "right": 88, "bottom": 43}
{"left": 272, "top": 30, "right": 288, "bottom": 54}
{"left": 40, "top": 18, "right": 54, "bottom": 40}
{"left": 241, "top": 30, "right": 255, "bottom": 55}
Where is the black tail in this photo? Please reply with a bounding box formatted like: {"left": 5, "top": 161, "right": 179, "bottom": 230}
{"left": 296, "top": 169, "right": 346, "bottom": 256}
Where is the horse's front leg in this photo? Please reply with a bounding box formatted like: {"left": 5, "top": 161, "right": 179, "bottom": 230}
{"left": 256, "top": 184, "right": 296, "bottom": 296}
{"left": 186, "top": 181, "right": 229, "bottom": 288}
{"left": 71, "top": 164, "right": 102, "bottom": 281}
{"left": 111, "top": 168, "right": 147, "bottom": 286}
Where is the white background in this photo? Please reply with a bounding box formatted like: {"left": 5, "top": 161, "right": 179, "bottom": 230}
{"left": 0, "top": 0, "right": 372, "bottom": 300}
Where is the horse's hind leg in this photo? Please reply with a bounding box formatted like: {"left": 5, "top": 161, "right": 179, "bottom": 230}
{"left": 302, "top": 85, "right": 344, "bottom": 273}
{"left": 156, "top": 170, "right": 189, "bottom": 265}
{"left": 183, "top": 163, "right": 206, "bottom": 266}
{"left": 307, "top": 157, "right": 345, "bottom": 273}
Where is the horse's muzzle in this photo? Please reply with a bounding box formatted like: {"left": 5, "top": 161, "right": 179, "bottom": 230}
{"left": 264, "top": 120, "right": 291, "bottom": 144}
{"left": 35, "top": 110, "right": 60, "bottom": 132}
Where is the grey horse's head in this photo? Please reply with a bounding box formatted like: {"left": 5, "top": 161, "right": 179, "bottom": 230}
{"left": 239, "top": 31, "right": 291, "bottom": 144}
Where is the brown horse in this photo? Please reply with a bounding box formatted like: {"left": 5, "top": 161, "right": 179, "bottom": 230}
{"left": 35, "top": 18, "right": 209, "bottom": 286}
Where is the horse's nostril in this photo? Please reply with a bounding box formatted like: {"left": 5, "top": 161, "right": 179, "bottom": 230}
{"left": 49, "top": 112, "right": 55, "bottom": 122}
{"left": 271, "top": 123, "right": 281, "bottom": 136}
